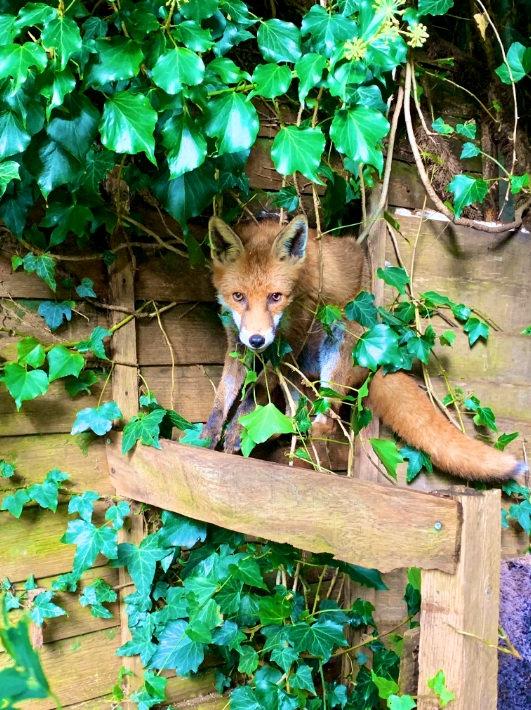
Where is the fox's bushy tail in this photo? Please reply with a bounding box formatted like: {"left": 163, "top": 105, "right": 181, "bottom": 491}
{"left": 368, "top": 370, "right": 526, "bottom": 481}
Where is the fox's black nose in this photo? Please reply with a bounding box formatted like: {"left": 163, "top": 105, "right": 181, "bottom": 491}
{"left": 249, "top": 334, "right": 265, "bottom": 349}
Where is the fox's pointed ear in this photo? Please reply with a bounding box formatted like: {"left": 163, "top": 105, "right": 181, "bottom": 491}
{"left": 208, "top": 217, "right": 244, "bottom": 263}
{"left": 272, "top": 215, "right": 308, "bottom": 262}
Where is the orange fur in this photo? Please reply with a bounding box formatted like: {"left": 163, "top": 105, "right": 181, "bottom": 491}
{"left": 205, "top": 215, "right": 524, "bottom": 481}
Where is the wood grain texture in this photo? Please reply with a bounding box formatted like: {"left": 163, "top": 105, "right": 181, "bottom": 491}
{"left": 0, "top": 256, "right": 106, "bottom": 299}
{"left": 107, "top": 437, "right": 461, "bottom": 573}
{"left": 137, "top": 303, "right": 225, "bottom": 365}
{"left": 0, "top": 628, "right": 121, "bottom": 709}
{"left": 0, "top": 503, "right": 107, "bottom": 583}
{"left": 140, "top": 365, "right": 221, "bottom": 421}
{"left": 417, "top": 490, "right": 500, "bottom": 710}
{"left": 135, "top": 253, "right": 214, "bottom": 302}
{"left": 0, "top": 435, "right": 112, "bottom": 495}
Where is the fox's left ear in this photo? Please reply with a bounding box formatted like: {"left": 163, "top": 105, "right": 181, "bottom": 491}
{"left": 208, "top": 217, "right": 244, "bottom": 264}
{"left": 272, "top": 215, "right": 308, "bottom": 262}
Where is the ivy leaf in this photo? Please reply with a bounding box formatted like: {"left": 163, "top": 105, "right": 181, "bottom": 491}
{"left": 431, "top": 117, "right": 453, "bottom": 134}
{"left": 68, "top": 491, "right": 100, "bottom": 522}
{"left": 387, "top": 695, "right": 417, "bottom": 710}
{"left": 330, "top": 107, "right": 390, "bottom": 173}
{"left": 87, "top": 37, "right": 143, "bottom": 85}
{"left": 237, "top": 645, "right": 260, "bottom": 675}
{"left": 0, "top": 460, "right": 15, "bottom": 478}
{"left": 295, "top": 52, "right": 326, "bottom": 103}
{"left": 114, "top": 534, "right": 168, "bottom": 597}
{"left": 290, "top": 664, "right": 317, "bottom": 694}
{"left": 64, "top": 370, "right": 100, "bottom": 397}
{"left": 75, "top": 326, "right": 111, "bottom": 360}
{"left": 460, "top": 142, "right": 480, "bottom": 159}
{"left": 439, "top": 330, "right": 456, "bottom": 347}
{"left": 17, "top": 337, "right": 46, "bottom": 368}
{"left": 252, "top": 63, "right": 292, "bottom": 99}
{"left": 427, "top": 670, "right": 455, "bottom": 708}
{"left": 271, "top": 125, "right": 325, "bottom": 182}
{"left": 495, "top": 42, "right": 531, "bottom": 84}
{"left": 41, "top": 16, "right": 82, "bottom": 71}
{"left": 158, "top": 511, "right": 207, "bottom": 548}
{"left": 47, "top": 96, "right": 99, "bottom": 162}
{"left": 0, "top": 111, "right": 31, "bottom": 160}
{"left": 239, "top": 402, "right": 294, "bottom": 448}
{"left": 342, "top": 564, "right": 387, "bottom": 591}
{"left": 205, "top": 93, "right": 259, "bottom": 155}
{"left": 47, "top": 345, "right": 85, "bottom": 383}
{"left": 79, "top": 578, "right": 117, "bottom": 619}
{"left": 28, "top": 469, "right": 69, "bottom": 512}
{"left": 122, "top": 409, "right": 166, "bottom": 454}
{"left": 257, "top": 19, "right": 301, "bottom": 63}
{"left": 371, "top": 671, "right": 400, "bottom": 700}
{"left": 354, "top": 324, "right": 401, "bottom": 371}
{"left": 100, "top": 91, "right": 157, "bottom": 164}
{"left": 418, "top": 0, "right": 454, "bottom": 17}
{"left": 406, "top": 325, "right": 436, "bottom": 365}
{"left": 37, "top": 139, "right": 80, "bottom": 198}
{"left": 38, "top": 301, "right": 73, "bottom": 330}
{"left": 149, "top": 619, "right": 205, "bottom": 674}
{"left": 370, "top": 439, "right": 403, "bottom": 480}
{"left": 495, "top": 432, "right": 519, "bottom": 451}
{"left": 400, "top": 446, "right": 433, "bottom": 483}
{"left": 258, "top": 592, "right": 293, "bottom": 625}
{"left": 152, "top": 47, "right": 205, "bottom": 95}
{"left": 301, "top": 5, "right": 356, "bottom": 57}
{"left": 176, "top": 21, "right": 214, "bottom": 52}
{"left": 163, "top": 114, "right": 207, "bottom": 179}
{"left": 29, "top": 591, "right": 66, "bottom": 626}
{"left": 377, "top": 266, "right": 410, "bottom": 295}
{"left": 3, "top": 363, "right": 49, "bottom": 410}
{"left": 510, "top": 173, "right": 529, "bottom": 195}
{"left": 345, "top": 291, "right": 378, "bottom": 327}
{"left": 0, "top": 42, "right": 47, "bottom": 89}
{"left": 75, "top": 278, "right": 96, "bottom": 298}
{"left": 71, "top": 401, "right": 122, "bottom": 436}
{"left": 15, "top": 3, "right": 57, "bottom": 28}
{"left": 507, "top": 500, "right": 531, "bottom": 535}
{"left": 0, "top": 160, "right": 20, "bottom": 197}
{"left": 456, "top": 120, "right": 476, "bottom": 139}
{"left": 448, "top": 174, "right": 488, "bottom": 218}
{"left": 288, "top": 618, "right": 347, "bottom": 662}
{"left": 1, "top": 488, "right": 31, "bottom": 518}
{"left": 463, "top": 317, "right": 489, "bottom": 346}
{"left": 230, "top": 556, "right": 268, "bottom": 590}
{"left": 62, "top": 518, "right": 119, "bottom": 579}
{"left": 230, "top": 687, "right": 261, "bottom": 710}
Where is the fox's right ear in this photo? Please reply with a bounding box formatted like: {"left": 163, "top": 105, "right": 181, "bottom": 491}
{"left": 208, "top": 217, "right": 244, "bottom": 264}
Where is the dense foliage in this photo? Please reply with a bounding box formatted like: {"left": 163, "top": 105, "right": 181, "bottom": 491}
{"left": 0, "top": 0, "right": 529, "bottom": 707}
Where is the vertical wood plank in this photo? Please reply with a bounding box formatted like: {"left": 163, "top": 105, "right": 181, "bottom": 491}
{"left": 109, "top": 235, "right": 145, "bottom": 700}
{"left": 417, "top": 490, "right": 500, "bottom": 710}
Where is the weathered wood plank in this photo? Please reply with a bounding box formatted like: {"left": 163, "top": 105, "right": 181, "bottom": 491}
{"left": 140, "top": 365, "right": 221, "bottom": 421}
{"left": 0, "top": 435, "right": 112, "bottom": 495}
{"left": 0, "top": 628, "right": 121, "bottom": 709}
{"left": 137, "top": 303, "right": 225, "bottom": 366}
{"left": 0, "top": 504, "right": 107, "bottom": 582}
{"left": 417, "top": 490, "right": 500, "bottom": 710}
{"left": 5, "top": 566, "right": 119, "bottom": 644}
{"left": 165, "top": 671, "right": 218, "bottom": 705}
{"left": 0, "top": 257, "right": 106, "bottom": 299}
{"left": 135, "top": 254, "right": 214, "bottom": 302}
{"left": 107, "top": 437, "right": 461, "bottom": 573}
{"left": 0, "top": 381, "right": 101, "bottom": 436}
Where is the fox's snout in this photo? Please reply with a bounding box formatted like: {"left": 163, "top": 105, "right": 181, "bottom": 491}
{"left": 237, "top": 314, "right": 280, "bottom": 352}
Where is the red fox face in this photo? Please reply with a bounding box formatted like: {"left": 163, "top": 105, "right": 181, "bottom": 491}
{"left": 209, "top": 216, "right": 308, "bottom": 351}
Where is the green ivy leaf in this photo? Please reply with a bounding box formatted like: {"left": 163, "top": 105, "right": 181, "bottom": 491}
{"left": 41, "top": 16, "right": 82, "bottom": 71}
{"left": 0, "top": 15, "right": 16, "bottom": 45}
{"left": 100, "top": 91, "right": 157, "bottom": 164}
{"left": 62, "top": 518, "right": 119, "bottom": 579}
{"left": 38, "top": 301, "right": 73, "bottom": 330}
{"left": 17, "top": 337, "right": 46, "bottom": 368}
{"left": 15, "top": 3, "right": 57, "bottom": 29}
{"left": 114, "top": 534, "right": 168, "bottom": 597}
{"left": 230, "top": 686, "right": 261, "bottom": 710}
{"left": 510, "top": 173, "right": 529, "bottom": 195}
{"left": 0, "top": 160, "right": 20, "bottom": 197}
{"left": 455, "top": 120, "right": 476, "bottom": 139}
{"left": 149, "top": 619, "right": 205, "bottom": 674}
{"left": 463, "top": 317, "right": 489, "bottom": 346}
{"left": 448, "top": 174, "right": 488, "bottom": 218}
{"left": 495, "top": 432, "right": 519, "bottom": 451}
{"left": 431, "top": 116, "right": 453, "bottom": 134}
{"left": 427, "top": 670, "right": 455, "bottom": 708}
{"left": 295, "top": 52, "right": 326, "bottom": 103}
{"left": 64, "top": 370, "right": 100, "bottom": 397}
{"left": 288, "top": 618, "right": 347, "bottom": 662}
{"left": 0, "top": 460, "right": 15, "bottom": 478}
{"left": 271, "top": 125, "right": 325, "bottom": 182}
{"left": 238, "top": 645, "right": 260, "bottom": 674}
{"left": 205, "top": 93, "right": 259, "bottom": 155}
{"left": 345, "top": 291, "right": 378, "bottom": 327}
{"left": 47, "top": 345, "right": 85, "bottom": 383}
{"left": 0, "top": 112, "right": 30, "bottom": 159}
{"left": 371, "top": 670, "right": 399, "bottom": 700}
{"left": 176, "top": 21, "right": 214, "bottom": 52}
{"left": 68, "top": 490, "right": 100, "bottom": 522}
{"left": 158, "top": 511, "right": 207, "bottom": 548}
{"left": 406, "top": 325, "right": 436, "bottom": 365}
{"left": 0, "top": 42, "right": 47, "bottom": 89}
{"left": 105, "top": 501, "right": 131, "bottom": 531}
{"left": 163, "top": 114, "right": 207, "bottom": 179}
{"left": 387, "top": 694, "right": 416, "bottom": 710}
{"left": 290, "top": 664, "right": 316, "bottom": 694}
{"left": 330, "top": 107, "right": 390, "bottom": 173}
{"left": 28, "top": 469, "right": 69, "bottom": 512}
{"left": 3, "top": 363, "right": 49, "bottom": 410}
{"left": 258, "top": 592, "right": 293, "bottom": 625}
{"left": 79, "top": 578, "right": 117, "bottom": 619}
{"left": 29, "top": 590, "right": 66, "bottom": 626}
{"left": 252, "top": 63, "right": 292, "bottom": 99}
{"left": 207, "top": 57, "right": 249, "bottom": 84}
{"left": 37, "top": 139, "right": 81, "bottom": 198}
{"left": 87, "top": 37, "right": 143, "bottom": 85}
{"left": 301, "top": 5, "right": 356, "bottom": 57}
{"left": 75, "top": 326, "right": 111, "bottom": 360}
{"left": 239, "top": 402, "right": 294, "bottom": 449}
{"left": 439, "top": 329, "right": 456, "bottom": 347}
{"left": 47, "top": 96, "right": 99, "bottom": 162}
{"left": 460, "top": 142, "right": 480, "bottom": 159}
{"left": 1, "top": 488, "right": 31, "bottom": 518}
{"left": 507, "top": 500, "right": 531, "bottom": 535}
{"left": 370, "top": 438, "right": 403, "bottom": 480}
{"left": 75, "top": 278, "right": 96, "bottom": 298}
{"left": 418, "top": 0, "right": 454, "bottom": 17}
{"left": 495, "top": 42, "right": 531, "bottom": 84}
{"left": 354, "top": 324, "right": 401, "bottom": 371}
{"left": 71, "top": 401, "right": 122, "bottom": 436}
{"left": 122, "top": 409, "right": 166, "bottom": 454}
{"left": 151, "top": 47, "right": 205, "bottom": 94}
{"left": 20, "top": 253, "right": 56, "bottom": 291}
{"left": 257, "top": 19, "right": 301, "bottom": 63}
{"left": 377, "top": 266, "right": 410, "bottom": 295}
{"left": 400, "top": 446, "right": 433, "bottom": 483}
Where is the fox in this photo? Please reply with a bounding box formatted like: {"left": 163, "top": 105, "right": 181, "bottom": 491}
{"left": 202, "top": 213, "right": 526, "bottom": 481}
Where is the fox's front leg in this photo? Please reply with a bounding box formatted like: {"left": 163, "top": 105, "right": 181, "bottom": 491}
{"left": 201, "top": 330, "right": 246, "bottom": 448}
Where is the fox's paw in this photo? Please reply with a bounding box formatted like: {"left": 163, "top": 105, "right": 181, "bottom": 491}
{"left": 200, "top": 413, "right": 224, "bottom": 449}
{"left": 223, "top": 423, "right": 242, "bottom": 454}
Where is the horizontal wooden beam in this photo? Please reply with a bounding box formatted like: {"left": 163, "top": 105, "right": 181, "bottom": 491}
{"left": 107, "top": 437, "right": 461, "bottom": 573}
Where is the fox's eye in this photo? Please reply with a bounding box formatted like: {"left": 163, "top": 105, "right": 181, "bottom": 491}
{"left": 269, "top": 292, "right": 282, "bottom": 302}
{"left": 232, "top": 292, "right": 244, "bottom": 302}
